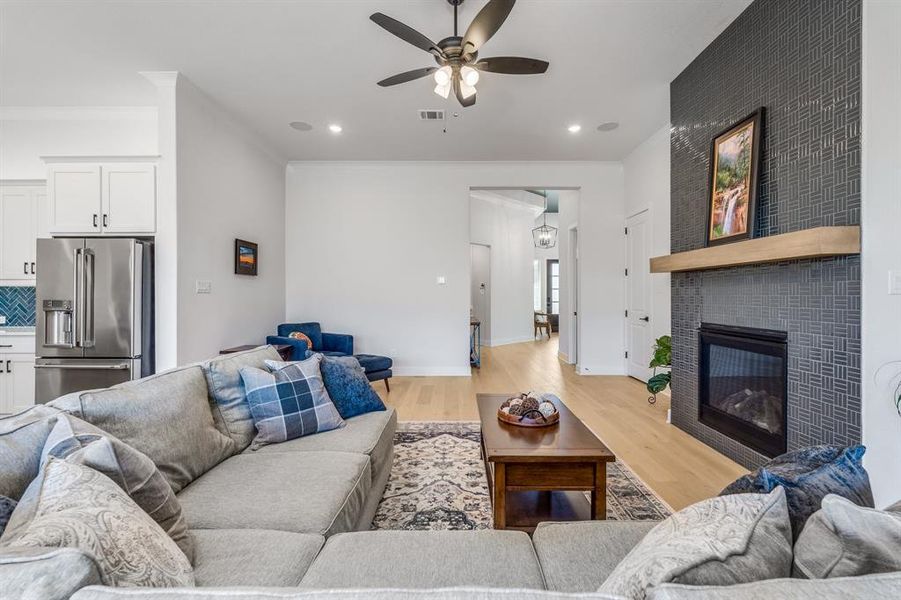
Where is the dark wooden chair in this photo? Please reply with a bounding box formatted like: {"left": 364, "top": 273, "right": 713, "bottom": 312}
{"left": 534, "top": 311, "right": 551, "bottom": 338}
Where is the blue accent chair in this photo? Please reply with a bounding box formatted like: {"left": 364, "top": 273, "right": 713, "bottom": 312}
{"left": 267, "top": 322, "right": 393, "bottom": 391}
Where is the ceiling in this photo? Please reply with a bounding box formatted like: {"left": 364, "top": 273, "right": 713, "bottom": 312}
{"left": 0, "top": 0, "right": 752, "bottom": 161}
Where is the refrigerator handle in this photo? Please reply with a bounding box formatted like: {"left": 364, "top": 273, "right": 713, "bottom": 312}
{"left": 83, "top": 249, "right": 96, "bottom": 348}
{"left": 73, "top": 247, "right": 83, "bottom": 348}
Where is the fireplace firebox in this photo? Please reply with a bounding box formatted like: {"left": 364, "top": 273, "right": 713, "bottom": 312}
{"left": 698, "top": 323, "right": 788, "bottom": 458}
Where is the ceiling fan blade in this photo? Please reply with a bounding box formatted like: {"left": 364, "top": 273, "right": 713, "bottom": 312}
{"left": 462, "top": 0, "right": 516, "bottom": 56}
{"left": 474, "top": 56, "right": 549, "bottom": 74}
{"left": 370, "top": 12, "right": 443, "bottom": 58}
{"left": 377, "top": 67, "right": 438, "bottom": 87}
{"left": 453, "top": 76, "right": 476, "bottom": 107}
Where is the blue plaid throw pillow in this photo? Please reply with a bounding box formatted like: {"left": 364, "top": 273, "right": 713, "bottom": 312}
{"left": 239, "top": 355, "right": 344, "bottom": 449}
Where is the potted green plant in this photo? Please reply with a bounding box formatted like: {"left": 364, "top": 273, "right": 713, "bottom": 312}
{"left": 646, "top": 335, "right": 671, "bottom": 405}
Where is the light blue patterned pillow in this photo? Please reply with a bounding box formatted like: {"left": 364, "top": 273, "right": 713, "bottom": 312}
{"left": 0, "top": 495, "right": 16, "bottom": 537}
{"left": 266, "top": 356, "right": 385, "bottom": 420}
{"left": 239, "top": 355, "right": 344, "bottom": 449}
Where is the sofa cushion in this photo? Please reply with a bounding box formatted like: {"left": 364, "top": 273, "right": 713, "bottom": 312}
{"left": 2, "top": 459, "right": 194, "bottom": 588}
{"left": 49, "top": 365, "right": 234, "bottom": 493}
{"left": 191, "top": 529, "right": 324, "bottom": 587}
{"left": 354, "top": 354, "right": 393, "bottom": 374}
{"left": 71, "top": 587, "right": 629, "bottom": 600}
{"left": 647, "top": 572, "right": 901, "bottom": 599}
{"left": 177, "top": 451, "right": 371, "bottom": 536}
{"left": 793, "top": 493, "right": 901, "bottom": 578}
{"left": 720, "top": 445, "right": 874, "bottom": 539}
{"left": 0, "top": 495, "right": 14, "bottom": 536}
{"left": 0, "top": 546, "right": 104, "bottom": 600}
{"left": 599, "top": 488, "right": 792, "bottom": 599}
{"left": 300, "top": 530, "right": 545, "bottom": 590}
{"left": 0, "top": 405, "right": 62, "bottom": 512}
{"left": 533, "top": 521, "right": 658, "bottom": 592}
{"left": 202, "top": 345, "right": 283, "bottom": 452}
{"left": 241, "top": 356, "right": 345, "bottom": 449}
{"left": 39, "top": 413, "right": 193, "bottom": 562}
{"left": 250, "top": 408, "right": 397, "bottom": 486}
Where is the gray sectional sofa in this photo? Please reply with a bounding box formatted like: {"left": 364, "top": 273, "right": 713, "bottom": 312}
{"left": 3, "top": 345, "right": 901, "bottom": 599}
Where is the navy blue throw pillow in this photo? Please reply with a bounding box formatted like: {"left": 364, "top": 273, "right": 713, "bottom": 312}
{"left": 266, "top": 355, "right": 385, "bottom": 420}
{"left": 720, "top": 445, "right": 874, "bottom": 539}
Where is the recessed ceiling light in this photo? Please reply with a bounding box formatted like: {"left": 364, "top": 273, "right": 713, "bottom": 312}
{"left": 567, "top": 124, "right": 582, "bottom": 134}
{"left": 597, "top": 122, "right": 620, "bottom": 132}
{"left": 328, "top": 124, "right": 343, "bottom": 134}
{"left": 289, "top": 121, "right": 313, "bottom": 131}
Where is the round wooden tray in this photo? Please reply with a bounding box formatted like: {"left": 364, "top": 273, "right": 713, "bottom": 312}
{"left": 497, "top": 409, "right": 560, "bottom": 427}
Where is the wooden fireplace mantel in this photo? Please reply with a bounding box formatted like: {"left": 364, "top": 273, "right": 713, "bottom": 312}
{"left": 649, "top": 226, "right": 861, "bottom": 274}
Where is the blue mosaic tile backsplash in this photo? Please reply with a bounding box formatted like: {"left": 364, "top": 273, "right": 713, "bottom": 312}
{"left": 0, "top": 287, "right": 36, "bottom": 326}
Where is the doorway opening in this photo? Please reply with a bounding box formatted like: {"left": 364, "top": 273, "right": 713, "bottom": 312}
{"left": 469, "top": 188, "right": 580, "bottom": 367}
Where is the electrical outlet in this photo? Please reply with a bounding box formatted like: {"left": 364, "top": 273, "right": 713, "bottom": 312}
{"left": 195, "top": 280, "right": 212, "bottom": 294}
{"left": 436, "top": 276, "right": 447, "bottom": 285}
{"left": 0, "top": 315, "right": 6, "bottom": 325}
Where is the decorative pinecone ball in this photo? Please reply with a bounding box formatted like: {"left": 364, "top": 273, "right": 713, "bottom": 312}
{"left": 508, "top": 403, "right": 526, "bottom": 416}
{"left": 539, "top": 402, "right": 556, "bottom": 417}
{"left": 509, "top": 398, "right": 523, "bottom": 407}
{"left": 501, "top": 406, "right": 511, "bottom": 414}
{"left": 521, "top": 397, "right": 540, "bottom": 412}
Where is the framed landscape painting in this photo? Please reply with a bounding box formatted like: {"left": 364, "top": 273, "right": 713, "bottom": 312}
{"left": 234, "top": 239, "right": 258, "bottom": 275}
{"left": 706, "top": 109, "right": 763, "bottom": 246}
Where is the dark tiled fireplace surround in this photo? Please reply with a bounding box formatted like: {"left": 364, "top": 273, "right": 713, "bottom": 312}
{"left": 668, "top": 0, "right": 862, "bottom": 469}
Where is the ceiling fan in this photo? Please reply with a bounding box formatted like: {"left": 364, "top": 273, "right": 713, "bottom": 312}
{"left": 370, "top": 0, "right": 549, "bottom": 107}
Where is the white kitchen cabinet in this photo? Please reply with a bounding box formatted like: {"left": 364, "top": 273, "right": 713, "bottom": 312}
{"left": 101, "top": 163, "right": 156, "bottom": 233}
{"left": 48, "top": 163, "right": 102, "bottom": 234}
{"left": 0, "top": 354, "right": 36, "bottom": 414}
{"left": 0, "top": 183, "right": 49, "bottom": 282}
{"left": 46, "top": 159, "right": 157, "bottom": 235}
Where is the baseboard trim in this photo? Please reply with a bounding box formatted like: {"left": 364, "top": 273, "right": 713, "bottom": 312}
{"left": 488, "top": 335, "right": 536, "bottom": 347}
{"left": 577, "top": 365, "right": 627, "bottom": 376}
{"left": 392, "top": 366, "right": 472, "bottom": 377}
{"left": 558, "top": 351, "right": 571, "bottom": 364}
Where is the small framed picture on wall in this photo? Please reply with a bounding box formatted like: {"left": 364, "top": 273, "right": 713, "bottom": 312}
{"left": 234, "top": 239, "right": 258, "bottom": 276}
{"left": 706, "top": 108, "right": 764, "bottom": 246}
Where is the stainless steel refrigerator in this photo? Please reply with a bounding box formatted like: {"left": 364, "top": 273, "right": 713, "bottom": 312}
{"left": 34, "top": 238, "right": 154, "bottom": 404}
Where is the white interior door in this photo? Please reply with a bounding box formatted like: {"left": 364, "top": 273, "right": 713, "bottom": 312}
{"left": 470, "top": 244, "right": 491, "bottom": 345}
{"left": 626, "top": 211, "right": 653, "bottom": 381}
{"left": 570, "top": 227, "right": 579, "bottom": 366}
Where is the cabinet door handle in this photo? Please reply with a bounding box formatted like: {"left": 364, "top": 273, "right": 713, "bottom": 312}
{"left": 5, "top": 360, "right": 9, "bottom": 374}
{"left": 103, "top": 214, "right": 109, "bottom": 228}
{"left": 24, "top": 262, "right": 29, "bottom": 275}
{"left": 0, "top": 344, "right": 12, "bottom": 348}
{"left": 30, "top": 262, "right": 35, "bottom": 274}
{"left": 93, "top": 214, "right": 98, "bottom": 228}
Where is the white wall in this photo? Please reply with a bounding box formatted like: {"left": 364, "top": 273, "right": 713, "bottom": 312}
{"left": 285, "top": 162, "right": 625, "bottom": 376}
{"left": 861, "top": 0, "right": 901, "bottom": 508}
{"left": 0, "top": 107, "right": 158, "bottom": 180}
{"left": 623, "top": 125, "right": 672, "bottom": 344}
{"left": 470, "top": 192, "right": 539, "bottom": 347}
{"left": 172, "top": 78, "right": 287, "bottom": 364}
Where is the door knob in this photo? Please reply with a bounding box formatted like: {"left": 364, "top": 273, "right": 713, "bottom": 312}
{"left": 639, "top": 316, "right": 650, "bottom": 322}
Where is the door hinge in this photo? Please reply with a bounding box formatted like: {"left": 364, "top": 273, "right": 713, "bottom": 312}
{"left": 624, "top": 351, "right": 629, "bottom": 359}
{"left": 624, "top": 268, "right": 629, "bottom": 276}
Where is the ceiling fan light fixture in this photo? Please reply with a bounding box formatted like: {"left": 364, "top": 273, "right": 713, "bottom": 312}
{"left": 434, "top": 65, "right": 452, "bottom": 86}
{"left": 460, "top": 65, "right": 480, "bottom": 87}
{"left": 459, "top": 79, "right": 477, "bottom": 100}
{"left": 434, "top": 81, "right": 452, "bottom": 99}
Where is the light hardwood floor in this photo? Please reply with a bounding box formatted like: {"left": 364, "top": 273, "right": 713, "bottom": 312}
{"left": 376, "top": 335, "right": 747, "bottom": 510}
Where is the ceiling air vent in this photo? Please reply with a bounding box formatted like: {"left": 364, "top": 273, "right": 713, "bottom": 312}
{"left": 418, "top": 109, "right": 445, "bottom": 121}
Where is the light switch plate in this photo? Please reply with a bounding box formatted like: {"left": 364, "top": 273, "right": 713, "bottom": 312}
{"left": 195, "top": 280, "right": 212, "bottom": 294}
{"left": 890, "top": 271, "right": 901, "bottom": 295}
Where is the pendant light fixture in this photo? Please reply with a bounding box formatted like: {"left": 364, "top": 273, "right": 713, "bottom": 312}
{"left": 532, "top": 194, "right": 557, "bottom": 249}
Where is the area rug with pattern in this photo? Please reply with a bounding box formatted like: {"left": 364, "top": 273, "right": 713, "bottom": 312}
{"left": 372, "top": 421, "right": 671, "bottom": 530}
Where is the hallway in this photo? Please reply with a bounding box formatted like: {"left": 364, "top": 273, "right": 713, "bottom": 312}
{"left": 379, "top": 335, "right": 746, "bottom": 510}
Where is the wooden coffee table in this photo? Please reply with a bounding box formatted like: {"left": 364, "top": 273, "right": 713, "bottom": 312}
{"left": 477, "top": 393, "right": 616, "bottom": 532}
